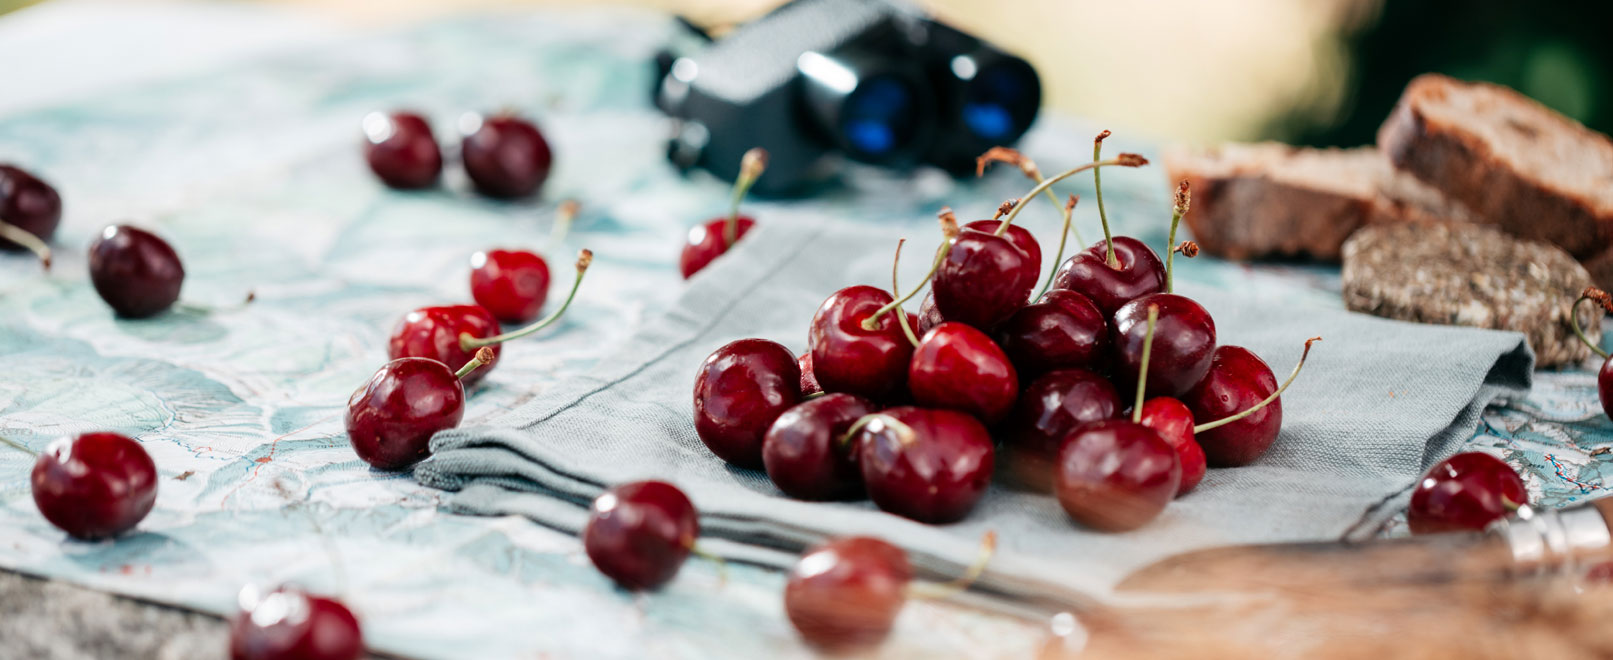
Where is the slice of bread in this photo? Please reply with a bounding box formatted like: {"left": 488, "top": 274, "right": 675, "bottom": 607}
{"left": 1165, "top": 143, "right": 1474, "bottom": 261}
{"left": 1378, "top": 73, "right": 1613, "bottom": 261}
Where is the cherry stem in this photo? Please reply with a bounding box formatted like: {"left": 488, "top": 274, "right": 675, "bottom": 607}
{"left": 889, "top": 239, "right": 921, "bottom": 348}
{"left": 861, "top": 230, "right": 955, "bottom": 331}
{"left": 837, "top": 413, "right": 915, "bottom": 451}
{"left": 726, "top": 148, "right": 768, "bottom": 245}
{"left": 689, "top": 543, "right": 729, "bottom": 587}
{"left": 993, "top": 153, "right": 1147, "bottom": 252}
{"left": 453, "top": 347, "right": 497, "bottom": 380}
{"left": 1194, "top": 337, "right": 1322, "bottom": 434}
{"left": 0, "top": 219, "right": 52, "bottom": 271}
{"left": 461, "top": 250, "right": 592, "bottom": 350}
{"left": 0, "top": 435, "right": 39, "bottom": 458}
{"left": 1165, "top": 181, "right": 1189, "bottom": 293}
{"left": 907, "top": 531, "right": 997, "bottom": 601}
{"left": 1037, "top": 194, "right": 1079, "bottom": 300}
{"left": 1132, "top": 305, "right": 1158, "bottom": 423}
{"left": 1093, "top": 132, "right": 1117, "bottom": 268}
{"left": 1569, "top": 291, "right": 1610, "bottom": 360}
{"left": 977, "top": 148, "right": 1085, "bottom": 248}
{"left": 549, "top": 199, "right": 579, "bottom": 247}
{"left": 173, "top": 291, "right": 257, "bottom": 315}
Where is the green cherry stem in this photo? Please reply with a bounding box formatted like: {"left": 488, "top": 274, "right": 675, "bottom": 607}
{"left": 1193, "top": 337, "right": 1322, "bottom": 434}
{"left": 1569, "top": 288, "right": 1611, "bottom": 360}
{"left": 976, "top": 147, "right": 1085, "bottom": 247}
{"left": 862, "top": 210, "right": 961, "bottom": 330}
{"left": 1132, "top": 305, "right": 1158, "bottom": 423}
{"left": 889, "top": 238, "right": 921, "bottom": 348}
{"left": 688, "top": 542, "right": 730, "bottom": 586}
{"left": 0, "top": 218, "right": 51, "bottom": 271}
{"left": 1037, "top": 194, "right": 1080, "bottom": 300}
{"left": 1165, "top": 181, "right": 1190, "bottom": 293}
{"left": 993, "top": 152, "right": 1149, "bottom": 245}
{"left": 461, "top": 249, "right": 592, "bottom": 351}
{"left": 454, "top": 347, "right": 498, "bottom": 380}
{"left": 837, "top": 413, "right": 916, "bottom": 450}
{"left": 1092, "top": 131, "right": 1118, "bottom": 268}
{"left": 0, "top": 435, "right": 39, "bottom": 458}
{"left": 725, "top": 148, "right": 768, "bottom": 245}
{"left": 906, "top": 531, "right": 997, "bottom": 601}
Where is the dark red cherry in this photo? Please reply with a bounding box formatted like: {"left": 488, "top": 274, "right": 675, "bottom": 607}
{"left": 30, "top": 432, "right": 157, "bottom": 540}
{"left": 583, "top": 480, "right": 699, "bottom": 590}
{"left": 229, "top": 585, "right": 364, "bottom": 660}
{"left": 916, "top": 292, "right": 946, "bottom": 336}
{"left": 1183, "top": 346, "right": 1280, "bottom": 467}
{"left": 857, "top": 407, "right": 994, "bottom": 523}
{"left": 1002, "top": 368, "right": 1121, "bottom": 490}
{"left": 963, "top": 219, "right": 1041, "bottom": 273}
{"left": 995, "top": 289, "right": 1108, "bottom": 380}
{"left": 88, "top": 225, "right": 185, "bottom": 318}
{"left": 362, "top": 111, "right": 441, "bottom": 189}
{"left": 1408, "top": 452, "right": 1527, "bottom": 535}
{"left": 693, "top": 338, "right": 801, "bottom": 469}
{"left": 1111, "top": 293, "right": 1215, "bottom": 398}
{"left": 345, "top": 351, "right": 486, "bottom": 470}
{"left": 388, "top": 305, "right": 502, "bottom": 387}
{"left": 797, "top": 352, "right": 822, "bottom": 397}
{"left": 808, "top": 285, "right": 914, "bottom": 400}
{"left": 1055, "top": 419, "right": 1180, "bottom": 532}
{"left": 1052, "top": 236, "right": 1165, "bottom": 316}
{"left": 0, "top": 164, "right": 62, "bottom": 260}
{"left": 907, "top": 322, "right": 1018, "bottom": 424}
{"left": 784, "top": 536, "right": 912, "bottom": 651}
{"left": 1138, "top": 397, "right": 1205, "bottom": 495}
{"left": 1600, "top": 357, "right": 1613, "bottom": 420}
{"left": 470, "top": 249, "right": 550, "bottom": 323}
{"left": 931, "top": 223, "right": 1040, "bottom": 329}
{"left": 679, "top": 216, "right": 755, "bottom": 279}
{"left": 762, "top": 393, "right": 878, "bottom": 500}
{"left": 460, "top": 113, "right": 552, "bottom": 199}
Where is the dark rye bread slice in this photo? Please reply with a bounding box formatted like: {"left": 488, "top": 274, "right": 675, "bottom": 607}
{"left": 1378, "top": 73, "right": 1613, "bottom": 261}
{"left": 1165, "top": 143, "right": 1475, "bottom": 261}
{"left": 1342, "top": 220, "right": 1601, "bottom": 367}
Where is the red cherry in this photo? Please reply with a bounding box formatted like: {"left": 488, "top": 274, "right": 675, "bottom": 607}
{"left": 906, "top": 322, "right": 1018, "bottom": 424}
{"left": 808, "top": 285, "right": 914, "bottom": 400}
{"left": 931, "top": 222, "right": 1040, "bottom": 329}
{"left": 583, "top": 480, "right": 699, "bottom": 590}
{"left": 229, "top": 585, "right": 364, "bottom": 660}
{"left": 469, "top": 249, "right": 550, "bottom": 323}
{"left": 460, "top": 113, "right": 552, "bottom": 199}
{"left": 1408, "top": 452, "right": 1527, "bottom": 534}
{"left": 994, "top": 289, "right": 1108, "bottom": 380}
{"left": 29, "top": 432, "right": 157, "bottom": 540}
{"left": 1051, "top": 236, "right": 1165, "bottom": 316}
{"left": 1569, "top": 289, "right": 1613, "bottom": 419}
{"left": 1137, "top": 397, "right": 1205, "bottom": 495}
{"left": 1111, "top": 293, "right": 1216, "bottom": 398}
{"left": 679, "top": 216, "right": 754, "bottom": 279}
{"left": 916, "top": 292, "right": 946, "bottom": 336}
{"left": 362, "top": 111, "right": 441, "bottom": 189}
{"left": 856, "top": 407, "right": 994, "bottom": 523}
{"left": 1601, "top": 357, "right": 1613, "bottom": 419}
{"left": 344, "top": 350, "right": 489, "bottom": 470}
{"left": 692, "top": 338, "right": 801, "bottom": 469}
{"left": 1055, "top": 419, "right": 1180, "bottom": 532}
{"left": 388, "top": 305, "right": 502, "bottom": 386}
{"left": 762, "top": 393, "right": 878, "bottom": 500}
{"left": 88, "top": 225, "right": 185, "bottom": 318}
{"left": 0, "top": 164, "right": 61, "bottom": 268}
{"left": 1183, "top": 345, "right": 1280, "bottom": 466}
{"left": 784, "top": 536, "right": 912, "bottom": 651}
{"left": 1002, "top": 368, "right": 1121, "bottom": 490}
{"left": 797, "top": 352, "right": 822, "bottom": 397}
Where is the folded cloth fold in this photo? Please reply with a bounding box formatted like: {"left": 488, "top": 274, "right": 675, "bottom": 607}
{"left": 417, "top": 220, "right": 1532, "bottom": 607}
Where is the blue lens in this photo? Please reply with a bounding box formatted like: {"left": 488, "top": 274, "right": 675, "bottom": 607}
{"left": 963, "top": 64, "right": 1036, "bottom": 140}
{"left": 841, "top": 76, "right": 917, "bottom": 157}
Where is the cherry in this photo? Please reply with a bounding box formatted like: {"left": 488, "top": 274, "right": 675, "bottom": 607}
{"left": 784, "top": 536, "right": 912, "bottom": 651}
{"left": 391, "top": 250, "right": 591, "bottom": 386}
{"left": 1055, "top": 418, "right": 1180, "bottom": 532}
{"left": 916, "top": 292, "right": 946, "bottom": 336}
{"left": 930, "top": 213, "right": 1041, "bottom": 330}
{"left": 0, "top": 164, "right": 61, "bottom": 269}
{"left": 345, "top": 348, "right": 493, "bottom": 470}
{"left": 1569, "top": 287, "right": 1613, "bottom": 419}
{"left": 1002, "top": 368, "right": 1121, "bottom": 491}
{"left": 693, "top": 338, "right": 801, "bottom": 469}
{"left": 854, "top": 407, "right": 994, "bottom": 523}
{"left": 680, "top": 148, "right": 767, "bottom": 279}
{"left": 797, "top": 352, "right": 822, "bottom": 397}
{"left": 7, "top": 432, "right": 157, "bottom": 540}
{"left": 907, "top": 321, "right": 1018, "bottom": 424}
{"left": 470, "top": 249, "right": 550, "bottom": 323}
{"left": 229, "top": 584, "right": 364, "bottom": 660}
{"left": 994, "top": 289, "right": 1108, "bottom": 380}
{"left": 1137, "top": 397, "right": 1206, "bottom": 495}
{"left": 583, "top": 480, "right": 699, "bottom": 590}
{"left": 460, "top": 112, "right": 552, "bottom": 199}
{"left": 1051, "top": 236, "right": 1165, "bottom": 317}
{"left": 762, "top": 393, "right": 877, "bottom": 500}
{"left": 808, "top": 285, "right": 914, "bottom": 401}
{"left": 1111, "top": 293, "right": 1215, "bottom": 398}
{"left": 1408, "top": 452, "right": 1527, "bottom": 535}
{"left": 1185, "top": 337, "right": 1320, "bottom": 467}
{"left": 87, "top": 224, "right": 185, "bottom": 318}
{"left": 361, "top": 111, "right": 441, "bottom": 190}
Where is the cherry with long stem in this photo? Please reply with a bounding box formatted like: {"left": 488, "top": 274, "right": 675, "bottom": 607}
{"left": 0, "top": 218, "right": 50, "bottom": 270}
{"left": 725, "top": 148, "right": 768, "bottom": 245}
{"left": 1193, "top": 337, "right": 1320, "bottom": 434}
{"left": 1570, "top": 287, "right": 1612, "bottom": 359}
{"left": 460, "top": 249, "right": 591, "bottom": 351}
{"left": 1164, "top": 180, "right": 1190, "bottom": 293}
{"left": 860, "top": 211, "right": 959, "bottom": 331}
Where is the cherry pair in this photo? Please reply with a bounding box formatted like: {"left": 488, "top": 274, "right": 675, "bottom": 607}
{"left": 363, "top": 110, "right": 552, "bottom": 198}
{"left": 680, "top": 148, "right": 767, "bottom": 279}
{"left": 0, "top": 432, "right": 157, "bottom": 540}
{"left": 230, "top": 584, "right": 364, "bottom": 660}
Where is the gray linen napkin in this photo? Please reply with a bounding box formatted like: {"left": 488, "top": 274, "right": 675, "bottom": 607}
{"left": 417, "top": 220, "right": 1532, "bottom": 606}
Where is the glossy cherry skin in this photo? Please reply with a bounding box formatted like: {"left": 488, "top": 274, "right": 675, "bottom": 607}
{"left": 1052, "top": 236, "right": 1165, "bottom": 316}
{"left": 797, "top": 352, "right": 822, "bottom": 397}
{"left": 229, "top": 585, "right": 364, "bottom": 660}
{"left": 87, "top": 225, "right": 185, "bottom": 318}
{"left": 1408, "top": 452, "right": 1527, "bottom": 535}
{"left": 387, "top": 305, "right": 502, "bottom": 387}
{"left": 932, "top": 223, "right": 1041, "bottom": 330}
{"left": 1112, "top": 293, "right": 1216, "bottom": 398}
{"left": 362, "top": 111, "right": 441, "bottom": 189}
{"left": 785, "top": 536, "right": 912, "bottom": 651}
{"left": 680, "top": 216, "right": 755, "bottom": 279}
{"left": 858, "top": 407, "right": 994, "bottom": 523}
{"left": 0, "top": 164, "right": 62, "bottom": 250}
{"left": 693, "top": 338, "right": 801, "bottom": 469}
{"left": 583, "top": 480, "right": 699, "bottom": 590}
{"left": 808, "top": 286, "right": 914, "bottom": 401}
{"left": 470, "top": 249, "right": 550, "bottom": 323}
{"left": 1183, "top": 345, "right": 1280, "bottom": 467}
{"left": 1003, "top": 369, "right": 1121, "bottom": 491}
{"left": 461, "top": 114, "right": 552, "bottom": 198}
{"left": 907, "top": 322, "right": 1018, "bottom": 424}
{"left": 1138, "top": 397, "right": 1206, "bottom": 496}
{"left": 1055, "top": 419, "right": 1181, "bottom": 532}
{"left": 916, "top": 292, "right": 946, "bottom": 336}
{"left": 30, "top": 432, "right": 157, "bottom": 540}
{"left": 344, "top": 358, "right": 467, "bottom": 470}
{"left": 1599, "top": 357, "right": 1613, "bottom": 419}
{"left": 762, "top": 393, "right": 878, "bottom": 500}
{"left": 995, "top": 289, "right": 1108, "bottom": 380}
